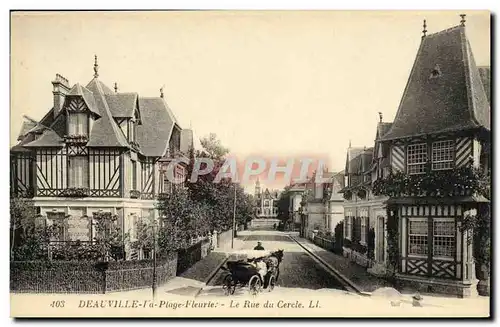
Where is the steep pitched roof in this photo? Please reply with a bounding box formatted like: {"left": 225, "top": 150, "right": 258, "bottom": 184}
{"left": 22, "top": 129, "right": 64, "bottom": 147}
{"left": 137, "top": 97, "right": 176, "bottom": 157}
{"left": 382, "top": 26, "right": 490, "bottom": 141}
{"left": 180, "top": 129, "right": 194, "bottom": 154}
{"left": 17, "top": 116, "right": 37, "bottom": 141}
{"left": 85, "top": 78, "right": 129, "bottom": 148}
{"left": 67, "top": 83, "right": 100, "bottom": 116}
{"left": 478, "top": 66, "right": 491, "bottom": 103}
{"left": 105, "top": 93, "right": 138, "bottom": 118}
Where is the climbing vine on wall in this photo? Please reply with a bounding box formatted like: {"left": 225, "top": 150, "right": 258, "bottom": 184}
{"left": 386, "top": 206, "right": 399, "bottom": 275}
{"left": 460, "top": 204, "right": 491, "bottom": 278}
{"left": 372, "top": 166, "right": 490, "bottom": 199}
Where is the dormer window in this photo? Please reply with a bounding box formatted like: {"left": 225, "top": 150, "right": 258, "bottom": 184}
{"left": 430, "top": 64, "right": 442, "bottom": 79}
{"left": 68, "top": 113, "right": 88, "bottom": 136}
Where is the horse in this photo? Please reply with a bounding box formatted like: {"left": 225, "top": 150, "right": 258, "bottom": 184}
{"left": 263, "top": 249, "right": 284, "bottom": 285}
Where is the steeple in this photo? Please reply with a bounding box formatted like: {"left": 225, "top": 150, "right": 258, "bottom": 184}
{"left": 93, "top": 55, "right": 99, "bottom": 78}
{"left": 254, "top": 178, "right": 261, "bottom": 197}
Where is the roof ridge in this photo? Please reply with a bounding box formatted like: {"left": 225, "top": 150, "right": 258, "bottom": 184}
{"left": 425, "top": 25, "right": 462, "bottom": 38}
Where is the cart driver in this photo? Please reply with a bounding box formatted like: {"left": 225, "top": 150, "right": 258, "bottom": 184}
{"left": 254, "top": 242, "right": 265, "bottom": 250}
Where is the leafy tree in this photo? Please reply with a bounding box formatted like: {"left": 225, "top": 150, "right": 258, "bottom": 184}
{"left": 276, "top": 187, "right": 291, "bottom": 224}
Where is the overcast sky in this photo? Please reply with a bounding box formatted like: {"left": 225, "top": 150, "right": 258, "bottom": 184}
{"left": 10, "top": 11, "right": 490, "bottom": 192}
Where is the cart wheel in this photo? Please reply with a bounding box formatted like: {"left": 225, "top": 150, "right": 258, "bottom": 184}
{"left": 222, "top": 274, "right": 235, "bottom": 295}
{"left": 267, "top": 275, "right": 276, "bottom": 292}
{"left": 248, "top": 275, "right": 262, "bottom": 296}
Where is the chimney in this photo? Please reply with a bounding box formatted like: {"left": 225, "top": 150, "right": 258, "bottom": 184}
{"left": 52, "top": 74, "right": 70, "bottom": 118}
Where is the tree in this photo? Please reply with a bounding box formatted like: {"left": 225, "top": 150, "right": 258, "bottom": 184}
{"left": 276, "top": 188, "right": 291, "bottom": 224}
{"left": 10, "top": 198, "right": 53, "bottom": 261}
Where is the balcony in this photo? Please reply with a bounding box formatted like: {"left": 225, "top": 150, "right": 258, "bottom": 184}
{"left": 64, "top": 135, "right": 88, "bottom": 144}
{"left": 60, "top": 187, "right": 90, "bottom": 198}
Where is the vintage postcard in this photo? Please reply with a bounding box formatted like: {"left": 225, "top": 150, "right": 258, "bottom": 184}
{"left": 9, "top": 10, "right": 491, "bottom": 318}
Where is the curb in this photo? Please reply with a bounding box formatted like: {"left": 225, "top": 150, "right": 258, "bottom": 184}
{"left": 192, "top": 255, "right": 229, "bottom": 298}
{"left": 289, "top": 235, "right": 370, "bottom": 296}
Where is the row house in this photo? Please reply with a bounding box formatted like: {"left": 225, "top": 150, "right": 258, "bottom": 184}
{"left": 301, "top": 170, "right": 344, "bottom": 238}
{"left": 341, "top": 18, "right": 491, "bottom": 297}
{"left": 10, "top": 57, "right": 193, "bottom": 259}
{"left": 340, "top": 122, "right": 392, "bottom": 272}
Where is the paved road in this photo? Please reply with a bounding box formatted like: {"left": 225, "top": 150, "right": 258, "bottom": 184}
{"left": 208, "top": 230, "right": 345, "bottom": 291}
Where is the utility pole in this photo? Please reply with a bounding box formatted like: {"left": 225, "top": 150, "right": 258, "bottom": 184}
{"left": 232, "top": 183, "right": 237, "bottom": 249}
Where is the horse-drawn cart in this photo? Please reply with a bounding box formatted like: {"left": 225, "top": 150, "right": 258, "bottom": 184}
{"left": 221, "top": 249, "right": 283, "bottom": 296}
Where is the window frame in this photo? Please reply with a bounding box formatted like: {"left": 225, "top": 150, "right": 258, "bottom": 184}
{"left": 68, "top": 112, "right": 88, "bottom": 136}
{"left": 68, "top": 155, "right": 89, "bottom": 188}
{"left": 407, "top": 143, "right": 428, "bottom": 175}
{"left": 431, "top": 140, "right": 454, "bottom": 171}
{"left": 408, "top": 217, "right": 429, "bottom": 258}
{"left": 432, "top": 217, "right": 456, "bottom": 260}
{"left": 47, "top": 212, "right": 67, "bottom": 242}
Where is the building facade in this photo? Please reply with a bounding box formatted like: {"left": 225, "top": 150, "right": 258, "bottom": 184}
{"left": 10, "top": 57, "right": 192, "bottom": 259}
{"left": 254, "top": 180, "right": 279, "bottom": 218}
{"left": 301, "top": 170, "right": 344, "bottom": 238}
{"left": 341, "top": 20, "right": 491, "bottom": 297}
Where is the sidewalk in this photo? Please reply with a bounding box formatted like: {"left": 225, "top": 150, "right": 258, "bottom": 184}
{"left": 157, "top": 237, "right": 247, "bottom": 297}
{"left": 291, "top": 235, "right": 391, "bottom": 293}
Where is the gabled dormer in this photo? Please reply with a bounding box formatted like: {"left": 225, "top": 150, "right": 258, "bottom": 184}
{"left": 63, "top": 83, "right": 100, "bottom": 144}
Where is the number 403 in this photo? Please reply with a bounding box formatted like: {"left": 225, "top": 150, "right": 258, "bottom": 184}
{"left": 50, "top": 300, "right": 65, "bottom": 308}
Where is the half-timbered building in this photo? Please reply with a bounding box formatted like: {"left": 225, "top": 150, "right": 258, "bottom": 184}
{"left": 10, "top": 57, "right": 193, "bottom": 259}
{"left": 374, "top": 19, "right": 491, "bottom": 297}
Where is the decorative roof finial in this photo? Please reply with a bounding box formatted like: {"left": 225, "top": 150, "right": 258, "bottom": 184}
{"left": 349, "top": 139, "right": 352, "bottom": 148}
{"left": 93, "top": 55, "right": 99, "bottom": 78}
{"left": 378, "top": 112, "right": 383, "bottom": 122}
{"left": 114, "top": 82, "right": 118, "bottom": 93}
{"left": 160, "top": 85, "right": 165, "bottom": 98}
{"left": 460, "top": 14, "right": 466, "bottom": 27}
{"left": 422, "top": 19, "right": 427, "bottom": 38}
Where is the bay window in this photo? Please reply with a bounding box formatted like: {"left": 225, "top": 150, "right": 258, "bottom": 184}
{"left": 408, "top": 217, "right": 456, "bottom": 259}
{"left": 433, "top": 218, "right": 455, "bottom": 258}
{"left": 408, "top": 218, "right": 428, "bottom": 256}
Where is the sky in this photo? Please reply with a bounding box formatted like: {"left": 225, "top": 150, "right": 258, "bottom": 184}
{"left": 10, "top": 11, "right": 490, "bottom": 192}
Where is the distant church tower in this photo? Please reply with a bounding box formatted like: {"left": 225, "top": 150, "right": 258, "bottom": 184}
{"left": 254, "top": 178, "right": 261, "bottom": 197}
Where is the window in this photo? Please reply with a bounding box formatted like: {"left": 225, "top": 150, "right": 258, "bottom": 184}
{"left": 407, "top": 143, "right": 427, "bottom": 175}
{"left": 408, "top": 218, "right": 428, "bottom": 256}
{"left": 47, "top": 212, "right": 66, "bottom": 242}
{"left": 433, "top": 219, "right": 455, "bottom": 258}
{"left": 131, "top": 160, "right": 138, "bottom": 190}
{"left": 68, "top": 156, "right": 88, "bottom": 188}
{"left": 432, "top": 140, "right": 454, "bottom": 170}
{"left": 68, "top": 113, "right": 88, "bottom": 136}
{"left": 345, "top": 214, "right": 353, "bottom": 240}
{"left": 360, "top": 216, "right": 368, "bottom": 244}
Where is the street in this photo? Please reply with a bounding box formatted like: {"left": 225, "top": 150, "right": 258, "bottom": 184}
{"left": 206, "top": 230, "right": 346, "bottom": 293}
